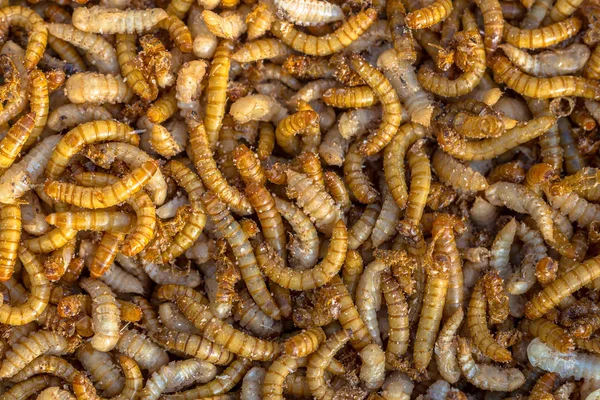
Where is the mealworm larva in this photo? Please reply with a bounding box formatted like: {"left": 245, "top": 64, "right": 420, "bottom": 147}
{"left": 372, "top": 181, "right": 401, "bottom": 247}
{"left": 262, "top": 355, "right": 303, "bottom": 400}
{"left": 356, "top": 261, "right": 387, "bottom": 346}
{"left": 158, "top": 301, "right": 199, "bottom": 333}
{"left": 503, "top": 17, "right": 581, "bottom": 49}
{"left": 458, "top": 337, "right": 525, "bottom": 391}
{"left": 258, "top": 220, "right": 347, "bottom": 290}
{"left": 65, "top": 72, "right": 134, "bottom": 104}
{"left": 337, "top": 107, "right": 381, "bottom": 141}
{"left": 166, "top": 0, "right": 193, "bottom": 19}
{"left": 200, "top": 191, "right": 280, "bottom": 320}
{"left": 270, "top": 8, "right": 378, "bottom": 56}
{"left": 439, "top": 116, "right": 556, "bottom": 160}
{"left": 46, "top": 211, "right": 132, "bottom": 234}
{"left": 202, "top": 10, "right": 247, "bottom": 40}
{"left": 468, "top": 277, "right": 512, "bottom": 362}
{"left": 493, "top": 56, "right": 600, "bottom": 100}
{"left": 10, "top": 355, "right": 77, "bottom": 383}
{"left": 241, "top": 366, "right": 266, "bottom": 400}
{"left": 406, "top": 0, "right": 452, "bottom": 29}
{"left": 256, "top": 122, "right": 275, "bottom": 161}
{"left": 383, "top": 123, "right": 428, "bottom": 209}
{"left": 432, "top": 150, "right": 488, "bottom": 194}
{"left": 359, "top": 343, "right": 385, "bottom": 391}
{"left": 230, "top": 94, "right": 288, "bottom": 125}
{"left": 306, "top": 329, "right": 352, "bottom": 399}
{"left": 44, "top": 160, "right": 157, "bottom": 209}
{"left": 26, "top": 226, "right": 78, "bottom": 254}
{"left": 387, "top": 0, "right": 416, "bottom": 61}
{"left": 343, "top": 143, "right": 379, "bottom": 204}
{"left": 47, "top": 104, "right": 112, "bottom": 132}
{"left": 275, "top": 110, "right": 318, "bottom": 155}
{"left": 525, "top": 255, "right": 600, "bottom": 319}
{"left": 84, "top": 142, "right": 167, "bottom": 206}
{"left": 245, "top": 183, "right": 286, "bottom": 259}
{"left": 148, "top": 123, "right": 185, "bottom": 159}
{"left": 151, "top": 324, "right": 235, "bottom": 365}
{"left": 232, "top": 39, "right": 291, "bottom": 63}
{"left": 546, "top": 0, "right": 583, "bottom": 22}
{"left": 72, "top": 6, "right": 168, "bottom": 34}
{"left": 348, "top": 202, "right": 381, "bottom": 250}
{"left": 79, "top": 277, "right": 120, "bottom": 352}
{"left": 0, "top": 330, "right": 70, "bottom": 378}
{"left": 528, "top": 337, "right": 600, "bottom": 380}
{"left": 2, "top": 375, "right": 61, "bottom": 400}
{"left": 47, "top": 23, "right": 119, "bottom": 75}
{"left": 434, "top": 308, "right": 463, "bottom": 384}
{"left": 156, "top": 15, "right": 193, "bottom": 53}
{"left": 233, "top": 286, "right": 283, "bottom": 338}
{"left": 188, "top": 123, "right": 252, "bottom": 215}
{"left": 23, "top": 71, "right": 49, "bottom": 149}
{"left": 174, "top": 294, "right": 281, "bottom": 361}
{"left": 521, "top": 318, "right": 574, "bottom": 353}
{"left": 77, "top": 342, "right": 124, "bottom": 397}
{"left": 273, "top": 0, "right": 343, "bottom": 26}
{"left": 319, "top": 126, "right": 349, "bottom": 167}
{"left": 286, "top": 170, "right": 340, "bottom": 236}
{"left": 520, "top": 0, "right": 550, "bottom": 28}
{"left": 0, "top": 6, "right": 47, "bottom": 70}
{"left": 329, "top": 275, "right": 372, "bottom": 350}
{"left": 418, "top": 30, "right": 486, "bottom": 97}
{"left": 499, "top": 43, "right": 590, "bottom": 78}
{"left": 116, "top": 329, "right": 169, "bottom": 372}
{"left": 164, "top": 358, "right": 252, "bottom": 399}
{"left": 0, "top": 113, "right": 32, "bottom": 173}
{"left": 283, "top": 327, "right": 326, "bottom": 357}
{"left": 473, "top": 0, "right": 503, "bottom": 52}
{"left": 176, "top": 60, "right": 207, "bottom": 113}
{"left": 0, "top": 247, "right": 51, "bottom": 325}
{"left": 147, "top": 89, "right": 177, "bottom": 124}
{"left": 0, "top": 44, "right": 28, "bottom": 128}
{"left": 0, "top": 134, "right": 61, "bottom": 204}
{"left": 381, "top": 271, "right": 409, "bottom": 367}
{"left": 348, "top": 54, "right": 402, "bottom": 156}
{"left": 204, "top": 41, "right": 233, "bottom": 148}
{"left": 139, "top": 358, "right": 217, "bottom": 400}
{"left": 246, "top": 2, "right": 274, "bottom": 40}
{"left": 322, "top": 86, "right": 378, "bottom": 109}
{"left": 401, "top": 141, "right": 431, "bottom": 229}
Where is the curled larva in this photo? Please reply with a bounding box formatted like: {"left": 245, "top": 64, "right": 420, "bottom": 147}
{"left": 258, "top": 220, "right": 347, "bottom": 290}
{"left": 176, "top": 60, "right": 207, "bottom": 114}
{"left": 432, "top": 150, "right": 488, "bottom": 194}
{"left": 241, "top": 366, "right": 266, "bottom": 400}
{"left": 233, "top": 285, "right": 283, "bottom": 337}
{"left": 458, "top": 337, "right": 525, "bottom": 391}
{"left": 435, "top": 308, "right": 463, "bottom": 384}
{"left": 72, "top": 6, "right": 168, "bottom": 34}
{"left": 271, "top": 9, "right": 378, "bottom": 56}
{"left": 0, "top": 43, "right": 29, "bottom": 126}
{"left": 139, "top": 358, "right": 217, "bottom": 400}
{"left": 80, "top": 277, "right": 121, "bottom": 352}
{"left": 0, "top": 6, "right": 47, "bottom": 71}
{"left": 521, "top": 318, "right": 574, "bottom": 353}
{"left": 202, "top": 10, "right": 247, "bottom": 40}
{"left": 115, "top": 329, "right": 169, "bottom": 372}
{"left": 360, "top": 343, "right": 386, "bottom": 391}
{"left": 356, "top": 261, "right": 388, "bottom": 346}
{"left": 274, "top": 196, "right": 319, "bottom": 269}
{"left": 499, "top": 43, "right": 590, "bottom": 78}
{"left": 0, "top": 330, "right": 71, "bottom": 378}
{"left": 348, "top": 202, "right": 381, "bottom": 250}
{"left": 77, "top": 342, "right": 124, "bottom": 397}
{"left": 307, "top": 329, "right": 352, "bottom": 399}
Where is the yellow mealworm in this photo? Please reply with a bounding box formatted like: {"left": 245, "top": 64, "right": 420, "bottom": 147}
{"left": 233, "top": 285, "right": 282, "bottom": 337}
{"left": 521, "top": 318, "right": 574, "bottom": 353}
{"left": 306, "top": 329, "right": 351, "bottom": 399}
{"left": 500, "top": 43, "right": 590, "bottom": 78}
{"left": 286, "top": 170, "right": 340, "bottom": 236}
{"left": 0, "top": 112, "right": 34, "bottom": 170}
{"left": 432, "top": 149, "right": 488, "bottom": 194}
{"left": 45, "top": 210, "right": 133, "bottom": 232}
{"left": 202, "top": 10, "right": 247, "bottom": 40}
{"left": 347, "top": 202, "right": 380, "bottom": 251}
{"left": 44, "top": 160, "right": 157, "bottom": 209}
{"left": 166, "top": 0, "right": 194, "bottom": 18}
{"left": 283, "top": 327, "right": 326, "bottom": 357}
{"left": 174, "top": 294, "right": 280, "bottom": 361}
{"left": 349, "top": 54, "right": 402, "bottom": 156}
{"left": 401, "top": 141, "right": 431, "bottom": 228}
{"left": 204, "top": 40, "right": 233, "bottom": 148}
{"left": 458, "top": 338, "right": 525, "bottom": 391}
{"left": 0, "top": 6, "right": 47, "bottom": 70}
{"left": 10, "top": 355, "right": 77, "bottom": 383}
{"left": 527, "top": 337, "right": 600, "bottom": 380}
{"left": 322, "top": 86, "right": 378, "bottom": 109}
{"left": 0, "top": 43, "right": 29, "bottom": 127}
{"left": 270, "top": 9, "right": 378, "bottom": 56}
{"left": 188, "top": 123, "right": 252, "bottom": 215}
{"left": 467, "top": 277, "right": 512, "bottom": 362}
{"left": 434, "top": 308, "right": 463, "bottom": 384}
{"left": 438, "top": 116, "right": 556, "bottom": 160}
{"left": 46, "top": 120, "right": 138, "bottom": 179}
{"left": 232, "top": 39, "right": 292, "bottom": 62}
{"left": 503, "top": 17, "right": 581, "bottom": 49}
{"left": 246, "top": 2, "right": 273, "bottom": 40}
{"left": 329, "top": 275, "right": 373, "bottom": 350}
{"left": 47, "top": 103, "right": 112, "bottom": 132}
{"left": 274, "top": 0, "right": 343, "bottom": 26}
{"left": 156, "top": 15, "right": 193, "bottom": 53}
{"left": 163, "top": 358, "right": 252, "bottom": 399}
{"left": 149, "top": 123, "right": 185, "bottom": 159}
{"left": 525, "top": 254, "right": 600, "bottom": 319}
{"left": 201, "top": 191, "right": 280, "bottom": 320}
{"left": 147, "top": 88, "right": 177, "bottom": 124}
{"left": 342, "top": 249, "right": 363, "bottom": 301}
{"left": 245, "top": 183, "right": 286, "bottom": 259}
{"left": 47, "top": 23, "right": 119, "bottom": 75}
{"left": 0, "top": 330, "right": 70, "bottom": 378}
{"left": 384, "top": 122, "right": 428, "bottom": 209}
{"left": 359, "top": 343, "right": 385, "bottom": 391}
{"left": 26, "top": 70, "right": 48, "bottom": 147}
{"left": 344, "top": 143, "right": 379, "bottom": 204}
{"left": 115, "top": 33, "right": 156, "bottom": 101}
{"left": 381, "top": 271, "right": 409, "bottom": 366}
{"left": 406, "top": 0, "right": 452, "bottom": 29}
{"left": 275, "top": 110, "right": 318, "bottom": 156}
{"left": 0, "top": 247, "right": 50, "bottom": 325}
{"left": 233, "top": 144, "right": 266, "bottom": 185}
{"left": 258, "top": 219, "right": 346, "bottom": 290}
{"left": 493, "top": 56, "right": 600, "bottom": 100}
{"left": 140, "top": 358, "right": 217, "bottom": 400}
{"left": 473, "top": 0, "right": 503, "bottom": 52}
{"left": 116, "top": 329, "right": 169, "bottom": 372}
{"left": 72, "top": 6, "right": 168, "bottom": 34}
{"left": 79, "top": 277, "right": 120, "bottom": 351}
{"left": 65, "top": 72, "right": 134, "bottom": 104}
{"left": 77, "top": 342, "right": 124, "bottom": 396}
